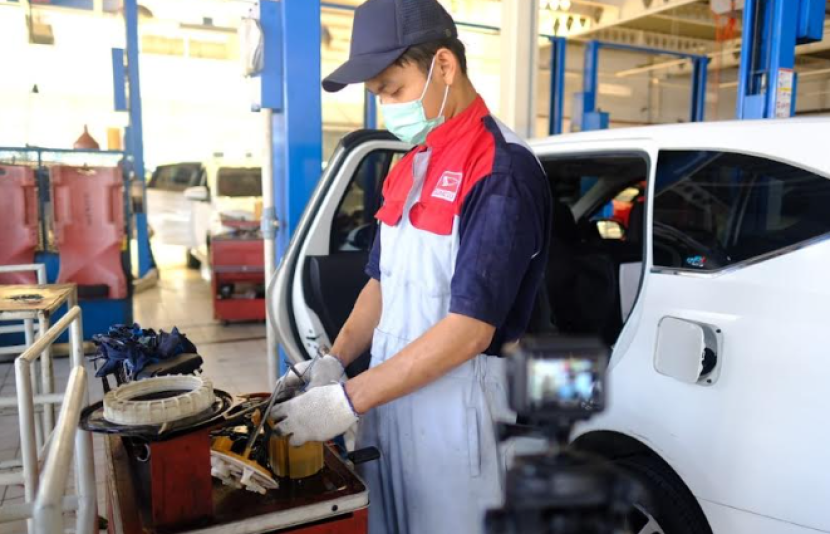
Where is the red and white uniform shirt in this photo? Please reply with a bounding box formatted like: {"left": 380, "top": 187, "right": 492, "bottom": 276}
{"left": 366, "top": 95, "right": 551, "bottom": 352}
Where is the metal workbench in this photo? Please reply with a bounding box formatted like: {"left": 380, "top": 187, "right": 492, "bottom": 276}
{"left": 0, "top": 280, "right": 77, "bottom": 447}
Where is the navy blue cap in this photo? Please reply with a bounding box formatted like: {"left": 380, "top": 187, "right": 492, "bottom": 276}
{"left": 322, "top": 0, "right": 457, "bottom": 93}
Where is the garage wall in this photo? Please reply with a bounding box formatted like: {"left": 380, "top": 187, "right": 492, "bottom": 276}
{"left": 533, "top": 42, "right": 830, "bottom": 135}
{"left": 0, "top": 7, "right": 262, "bottom": 170}
{"left": 534, "top": 43, "right": 696, "bottom": 136}
{"left": 2, "top": 3, "right": 825, "bottom": 174}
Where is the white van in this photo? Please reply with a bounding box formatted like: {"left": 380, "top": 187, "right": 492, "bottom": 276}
{"left": 183, "top": 162, "right": 262, "bottom": 268}
{"left": 270, "top": 119, "right": 830, "bottom": 534}
{"left": 146, "top": 162, "right": 204, "bottom": 252}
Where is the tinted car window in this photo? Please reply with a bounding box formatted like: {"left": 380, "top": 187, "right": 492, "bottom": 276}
{"left": 216, "top": 168, "right": 262, "bottom": 197}
{"left": 330, "top": 151, "right": 404, "bottom": 252}
{"left": 149, "top": 163, "right": 202, "bottom": 192}
{"left": 654, "top": 151, "right": 830, "bottom": 270}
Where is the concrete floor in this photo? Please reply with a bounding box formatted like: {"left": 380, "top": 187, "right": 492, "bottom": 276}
{"left": 0, "top": 245, "right": 270, "bottom": 533}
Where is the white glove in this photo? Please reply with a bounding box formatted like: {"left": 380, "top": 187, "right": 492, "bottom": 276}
{"left": 270, "top": 384, "right": 359, "bottom": 447}
{"left": 278, "top": 355, "right": 345, "bottom": 391}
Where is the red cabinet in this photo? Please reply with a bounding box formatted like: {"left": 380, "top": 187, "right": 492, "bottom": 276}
{"left": 210, "top": 236, "right": 266, "bottom": 323}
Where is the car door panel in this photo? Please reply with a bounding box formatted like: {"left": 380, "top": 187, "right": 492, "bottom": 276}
{"left": 147, "top": 189, "right": 193, "bottom": 246}
{"left": 270, "top": 131, "right": 409, "bottom": 369}
{"left": 146, "top": 163, "right": 203, "bottom": 247}
{"left": 190, "top": 199, "right": 212, "bottom": 258}
{"left": 303, "top": 252, "right": 373, "bottom": 376}
{"left": 614, "top": 250, "right": 830, "bottom": 532}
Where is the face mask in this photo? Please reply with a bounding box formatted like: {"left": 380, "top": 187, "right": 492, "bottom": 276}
{"left": 380, "top": 56, "right": 450, "bottom": 145}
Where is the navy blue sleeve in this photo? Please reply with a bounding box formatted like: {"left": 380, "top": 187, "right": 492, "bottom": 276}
{"left": 450, "top": 148, "right": 549, "bottom": 328}
{"left": 365, "top": 226, "right": 381, "bottom": 281}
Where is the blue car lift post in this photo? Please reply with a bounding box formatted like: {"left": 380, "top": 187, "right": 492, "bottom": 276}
{"left": 253, "top": 0, "right": 323, "bottom": 382}
{"left": 364, "top": 90, "right": 378, "bottom": 129}
{"left": 548, "top": 37, "right": 567, "bottom": 135}
{"left": 571, "top": 40, "right": 710, "bottom": 132}
{"left": 736, "top": 0, "right": 826, "bottom": 119}
{"left": 112, "top": 0, "right": 154, "bottom": 280}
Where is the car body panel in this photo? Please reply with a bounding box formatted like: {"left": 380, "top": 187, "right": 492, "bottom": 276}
{"left": 146, "top": 162, "right": 203, "bottom": 247}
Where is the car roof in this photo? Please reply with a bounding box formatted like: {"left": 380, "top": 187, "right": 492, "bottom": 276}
{"left": 529, "top": 117, "right": 830, "bottom": 174}
{"left": 533, "top": 116, "right": 828, "bottom": 144}
{"left": 205, "top": 161, "right": 260, "bottom": 172}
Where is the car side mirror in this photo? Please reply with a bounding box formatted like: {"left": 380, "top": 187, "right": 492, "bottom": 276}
{"left": 184, "top": 186, "right": 209, "bottom": 202}
{"left": 594, "top": 218, "right": 625, "bottom": 240}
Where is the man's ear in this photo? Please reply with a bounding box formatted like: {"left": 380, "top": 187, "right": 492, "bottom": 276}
{"left": 435, "top": 48, "right": 458, "bottom": 86}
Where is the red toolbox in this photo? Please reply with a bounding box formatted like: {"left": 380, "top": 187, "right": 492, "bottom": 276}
{"left": 210, "top": 235, "right": 266, "bottom": 323}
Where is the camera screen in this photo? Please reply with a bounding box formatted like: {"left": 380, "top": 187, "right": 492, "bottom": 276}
{"left": 527, "top": 357, "right": 600, "bottom": 409}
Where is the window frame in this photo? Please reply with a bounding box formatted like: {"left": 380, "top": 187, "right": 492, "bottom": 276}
{"left": 539, "top": 150, "right": 652, "bottom": 229}
{"left": 327, "top": 149, "right": 404, "bottom": 254}
{"left": 215, "top": 167, "right": 263, "bottom": 198}
{"left": 536, "top": 149, "right": 653, "bottom": 340}
{"left": 148, "top": 162, "right": 203, "bottom": 192}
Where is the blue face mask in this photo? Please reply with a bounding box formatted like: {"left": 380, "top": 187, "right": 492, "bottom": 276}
{"left": 380, "top": 56, "right": 450, "bottom": 145}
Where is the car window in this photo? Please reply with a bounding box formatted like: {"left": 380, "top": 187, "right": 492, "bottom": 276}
{"left": 149, "top": 163, "right": 202, "bottom": 192}
{"left": 654, "top": 151, "right": 830, "bottom": 271}
{"left": 330, "top": 151, "right": 404, "bottom": 252}
{"left": 216, "top": 168, "right": 262, "bottom": 197}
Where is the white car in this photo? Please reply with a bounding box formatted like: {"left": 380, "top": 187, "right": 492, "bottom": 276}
{"left": 183, "top": 162, "right": 262, "bottom": 268}
{"left": 146, "top": 162, "right": 205, "bottom": 255}
{"left": 270, "top": 121, "right": 830, "bottom": 534}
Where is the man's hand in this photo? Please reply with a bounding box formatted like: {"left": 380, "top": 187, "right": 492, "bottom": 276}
{"left": 345, "top": 313, "right": 495, "bottom": 414}
{"left": 277, "top": 355, "right": 345, "bottom": 391}
{"left": 329, "top": 279, "right": 382, "bottom": 368}
{"left": 270, "top": 384, "right": 359, "bottom": 446}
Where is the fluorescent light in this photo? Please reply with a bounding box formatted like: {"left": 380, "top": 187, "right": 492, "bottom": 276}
{"left": 598, "top": 83, "right": 633, "bottom": 97}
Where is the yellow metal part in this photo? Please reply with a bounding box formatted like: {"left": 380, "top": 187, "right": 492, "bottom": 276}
{"left": 267, "top": 425, "right": 324, "bottom": 480}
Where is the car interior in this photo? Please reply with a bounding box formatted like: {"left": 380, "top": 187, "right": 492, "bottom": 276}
{"left": 301, "top": 148, "right": 649, "bottom": 376}
{"left": 538, "top": 155, "right": 648, "bottom": 345}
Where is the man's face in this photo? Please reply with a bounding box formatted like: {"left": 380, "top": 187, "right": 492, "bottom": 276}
{"left": 366, "top": 58, "right": 447, "bottom": 119}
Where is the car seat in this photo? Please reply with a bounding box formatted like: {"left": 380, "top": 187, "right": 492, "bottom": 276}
{"left": 546, "top": 199, "right": 620, "bottom": 343}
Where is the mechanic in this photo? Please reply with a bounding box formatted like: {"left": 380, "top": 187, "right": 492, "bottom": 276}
{"left": 271, "top": 0, "right": 552, "bottom": 532}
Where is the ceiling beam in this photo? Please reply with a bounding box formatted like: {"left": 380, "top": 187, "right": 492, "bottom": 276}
{"left": 614, "top": 20, "right": 830, "bottom": 78}
{"left": 650, "top": 13, "right": 717, "bottom": 29}
{"left": 587, "top": 24, "right": 713, "bottom": 54}
{"left": 570, "top": 0, "right": 704, "bottom": 36}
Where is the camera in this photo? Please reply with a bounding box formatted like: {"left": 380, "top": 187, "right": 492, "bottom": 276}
{"left": 505, "top": 335, "right": 606, "bottom": 428}
{"left": 485, "top": 335, "right": 648, "bottom": 534}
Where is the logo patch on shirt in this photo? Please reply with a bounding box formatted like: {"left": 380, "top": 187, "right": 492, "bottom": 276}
{"left": 430, "top": 171, "right": 463, "bottom": 202}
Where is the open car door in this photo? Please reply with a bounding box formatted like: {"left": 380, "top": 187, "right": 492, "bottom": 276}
{"left": 270, "top": 130, "right": 409, "bottom": 377}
